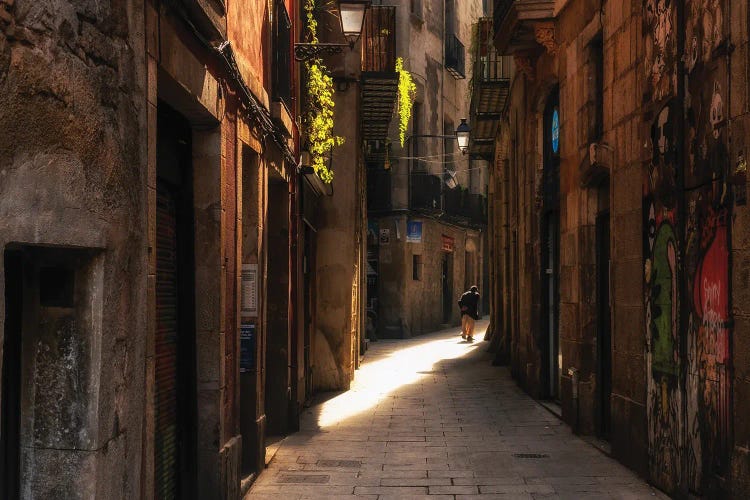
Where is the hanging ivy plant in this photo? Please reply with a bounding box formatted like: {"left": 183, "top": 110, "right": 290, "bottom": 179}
{"left": 396, "top": 57, "right": 417, "bottom": 147}
{"left": 303, "top": 0, "right": 343, "bottom": 183}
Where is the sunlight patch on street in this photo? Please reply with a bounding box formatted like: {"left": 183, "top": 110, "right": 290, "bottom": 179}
{"left": 314, "top": 334, "right": 482, "bottom": 428}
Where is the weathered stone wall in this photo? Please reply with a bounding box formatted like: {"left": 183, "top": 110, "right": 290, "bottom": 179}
{"left": 374, "top": 215, "right": 480, "bottom": 338}
{"left": 729, "top": 1, "right": 750, "bottom": 495}
{"left": 369, "top": 0, "right": 486, "bottom": 341}
{"left": 313, "top": 59, "right": 361, "bottom": 391}
{"left": 491, "top": 0, "right": 750, "bottom": 496}
{"left": 0, "top": 0, "right": 147, "bottom": 497}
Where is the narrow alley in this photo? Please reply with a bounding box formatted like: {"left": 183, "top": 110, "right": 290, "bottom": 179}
{"left": 248, "top": 321, "right": 666, "bottom": 499}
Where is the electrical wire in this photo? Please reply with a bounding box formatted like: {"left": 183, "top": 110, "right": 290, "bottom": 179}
{"left": 373, "top": 164, "right": 490, "bottom": 177}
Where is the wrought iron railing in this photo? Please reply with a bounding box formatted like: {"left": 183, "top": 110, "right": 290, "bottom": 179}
{"left": 361, "top": 6, "right": 396, "bottom": 74}
{"left": 445, "top": 34, "right": 466, "bottom": 79}
{"left": 475, "top": 18, "right": 512, "bottom": 83}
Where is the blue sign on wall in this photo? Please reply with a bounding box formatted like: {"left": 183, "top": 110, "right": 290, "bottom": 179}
{"left": 240, "top": 323, "right": 256, "bottom": 373}
{"left": 551, "top": 108, "right": 560, "bottom": 154}
{"left": 407, "top": 220, "right": 423, "bottom": 243}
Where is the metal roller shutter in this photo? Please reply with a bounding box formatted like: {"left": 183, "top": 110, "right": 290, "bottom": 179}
{"left": 155, "top": 183, "right": 179, "bottom": 499}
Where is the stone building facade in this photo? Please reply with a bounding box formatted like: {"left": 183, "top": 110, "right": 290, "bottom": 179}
{"left": 367, "top": 0, "right": 488, "bottom": 339}
{"left": 487, "top": 0, "right": 750, "bottom": 497}
{"left": 0, "top": 0, "right": 148, "bottom": 497}
{"left": 0, "top": 0, "right": 366, "bottom": 498}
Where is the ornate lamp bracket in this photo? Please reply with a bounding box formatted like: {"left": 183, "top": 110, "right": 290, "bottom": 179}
{"left": 294, "top": 42, "right": 351, "bottom": 61}
{"left": 534, "top": 22, "right": 557, "bottom": 56}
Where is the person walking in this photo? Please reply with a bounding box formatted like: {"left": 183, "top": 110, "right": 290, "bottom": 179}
{"left": 458, "top": 285, "right": 480, "bottom": 341}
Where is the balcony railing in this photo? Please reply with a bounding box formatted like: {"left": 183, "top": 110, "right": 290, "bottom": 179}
{"left": 361, "top": 6, "right": 398, "bottom": 160}
{"left": 468, "top": 18, "right": 512, "bottom": 160}
{"left": 445, "top": 34, "right": 466, "bottom": 79}
{"left": 476, "top": 22, "right": 513, "bottom": 84}
{"left": 361, "top": 6, "right": 396, "bottom": 74}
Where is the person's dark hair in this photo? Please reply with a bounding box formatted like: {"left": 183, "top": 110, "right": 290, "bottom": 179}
{"left": 470, "top": 285, "right": 478, "bottom": 292}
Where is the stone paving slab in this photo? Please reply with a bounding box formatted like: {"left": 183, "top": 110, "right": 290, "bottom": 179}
{"left": 247, "top": 321, "right": 668, "bottom": 499}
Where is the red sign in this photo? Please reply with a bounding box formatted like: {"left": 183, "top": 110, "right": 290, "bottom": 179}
{"left": 442, "top": 235, "right": 455, "bottom": 252}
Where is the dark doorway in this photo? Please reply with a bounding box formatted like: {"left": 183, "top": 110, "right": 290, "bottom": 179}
{"left": 240, "top": 147, "right": 262, "bottom": 476}
{"left": 542, "top": 213, "right": 560, "bottom": 400}
{"left": 596, "top": 210, "right": 612, "bottom": 439}
{"left": 303, "top": 224, "right": 315, "bottom": 404}
{"left": 442, "top": 253, "right": 453, "bottom": 323}
{"left": 542, "top": 91, "right": 561, "bottom": 400}
{"left": 1, "top": 250, "right": 22, "bottom": 500}
{"left": 265, "top": 177, "right": 291, "bottom": 439}
{"left": 155, "top": 102, "right": 196, "bottom": 499}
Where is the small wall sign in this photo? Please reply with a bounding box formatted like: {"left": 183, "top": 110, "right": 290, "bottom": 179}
{"left": 240, "top": 323, "right": 256, "bottom": 373}
{"left": 406, "top": 220, "right": 422, "bottom": 243}
{"left": 442, "top": 235, "right": 455, "bottom": 253}
{"left": 241, "top": 264, "right": 258, "bottom": 317}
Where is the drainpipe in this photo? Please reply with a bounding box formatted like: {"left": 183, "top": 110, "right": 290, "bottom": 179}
{"left": 567, "top": 367, "right": 579, "bottom": 434}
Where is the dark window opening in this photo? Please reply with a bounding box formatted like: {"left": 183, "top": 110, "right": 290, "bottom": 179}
{"left": 39, "top": 266, "right": 75, "bottom": 308}
{"left": 273, "top": 1, "right": 292, "bottom": 107}
{"left": 412, "top": 254, "right": 422, "bottom": 281}
{"left": 445, "top": 0, "right": 455, "bottom": 37}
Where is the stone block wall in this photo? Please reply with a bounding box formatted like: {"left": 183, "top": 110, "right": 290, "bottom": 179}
{"left": 490, "top": 0, "right": 750, "bottom": 496}
{"left": 0, "top": 0, "right": 147, "bottom": 497}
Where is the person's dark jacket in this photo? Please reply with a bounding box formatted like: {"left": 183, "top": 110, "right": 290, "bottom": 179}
{"left": 458, "top": 290, "right": 480, "bottom": 320}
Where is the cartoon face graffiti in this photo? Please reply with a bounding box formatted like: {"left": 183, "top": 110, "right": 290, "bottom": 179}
{"left": 649, "top": 101, "right": 678, "bottom": 206}
{"left": 656, "top": 105, "right": 671, "bottom": 154}
{"left": 710, "top": 81, "right": 723, "bottom": 139}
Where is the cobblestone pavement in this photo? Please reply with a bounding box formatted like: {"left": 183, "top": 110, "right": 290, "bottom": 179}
{"left": 247, "top": 320, "right": 668, "bottom": 499}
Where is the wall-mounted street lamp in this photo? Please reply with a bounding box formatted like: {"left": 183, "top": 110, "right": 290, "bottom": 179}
{"left": 294, "top": 0, "right": 371, "bottom": 61}
{"left": 404, "top": 120, "right": 473, "bottom": 160}
{"left": 455, "top": 118, "right": 471, "bottom": 154}
{"left": 404, "top": 120, "right": 473, "bottom": 206}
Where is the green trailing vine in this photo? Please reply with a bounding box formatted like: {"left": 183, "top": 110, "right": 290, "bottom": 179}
{"left": 396, "top": 57, "right": 417, "bottom": 147}
{"left": 304, "top": 0, "right": 343, "bottom": 183}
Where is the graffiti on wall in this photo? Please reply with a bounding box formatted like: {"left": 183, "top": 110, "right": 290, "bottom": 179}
{"left": 643, "top": 0, "right": 732, "bottom": 495}
{"left": 644, "top": 0, "right": 677, "bottom": 101}
{"left": 683, "top": 0, "right": 731, "bottom": 485}
{"left": 644, "top": 97, "right": 684, "bottom": 491}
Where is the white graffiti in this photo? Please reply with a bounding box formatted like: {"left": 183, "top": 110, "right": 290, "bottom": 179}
{"left": 710, "top": 81, "right": 723, "bottom": 139}
{"left": 702, "top": 278, "right": 723, "bottom": 332}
